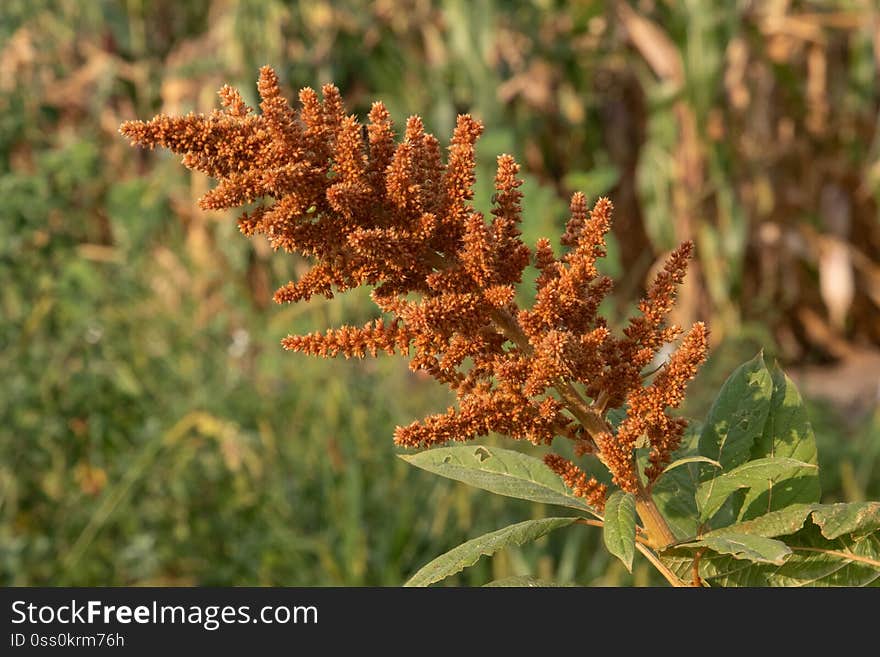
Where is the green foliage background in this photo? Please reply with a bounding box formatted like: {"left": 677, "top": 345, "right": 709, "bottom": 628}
{"left": 1, "top": 0, "right": 878, "bottom": 586}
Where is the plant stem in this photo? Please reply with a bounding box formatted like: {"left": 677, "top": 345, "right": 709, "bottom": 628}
{"left": 634, "top": 483, "right": 678, "bottom": 549}
{"left": 635, "top": 543, "right": 690, "bottom": 587}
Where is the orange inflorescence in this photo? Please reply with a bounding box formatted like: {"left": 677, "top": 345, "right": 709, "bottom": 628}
{"left": 543, "top": 454, "right": 607, "bottom": 511}
{"left": 120, "top": 66, "right": 709, "bottom": 508}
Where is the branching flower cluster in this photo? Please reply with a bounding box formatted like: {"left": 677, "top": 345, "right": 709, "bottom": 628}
{"left": 121, "top": 67, "right": 708, "bottom": 512}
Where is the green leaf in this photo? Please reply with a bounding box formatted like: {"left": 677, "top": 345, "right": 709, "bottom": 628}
{"left": 404, "top": 518, "right": 577, "bottom": 587}
{"left": 603, "top": 491, "right": 637, "bottom": 572}
{"left": 739, "top": 364, "right": 820, "bottom": 520}
{"left": 482, "top": 575, "right": 561, "bottom": 587}
{"left": 650, "top": 427, "right": 702, "bottom": 540}
{"left": 811, "top": 502, "right": 880, "bottom": 540}
{"left": 681, "top": 533, "right": 792, "bottom": 565}
{"left": 663, "top": 504, "right": 880, "bottom": 586}
{"left": 661, "top": 456, "right": 721, "bottom": 475}
{"left": 696, "top": 457, "right": 817, "bottom": 523}
{"left": 663, "top": 525, "right": 880, "bottom": 587}
{"left": 698, "top": 502, "right": 880, "bottom": 542}
{"left": 399, "top": 446, "right": 595, "bottom": 513}
{"left": 703, "top": 504, "right": 817, "bottom": 540}
{"left": 698, "top": 352, "right": 773, "bottom": 473}
{"left": 695, "top": 353, "right": 774, "bottom": 528}
{"left": 654, "top": 357, "right": 825, "bottom": 542}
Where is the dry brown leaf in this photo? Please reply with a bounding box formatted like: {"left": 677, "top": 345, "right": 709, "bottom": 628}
{"left": 615, "top": 1, "right": 682, "bottom": 84}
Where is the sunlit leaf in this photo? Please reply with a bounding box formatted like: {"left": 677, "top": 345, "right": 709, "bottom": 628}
{"left": 603, "top": 491, "right": 636, "bottom": 572}
{"left": 400, "top": 446, "right": 595, "bottom": 513}
{"left": 702, "top": 504, "right": 817, "bottom": 540}
{"left": 700, "top": 502, "right": 880, "bottom": 542}
{"left": 739, "top": 364, "right": 820, "bottom": 520}
{"left": 661, "top": 455, "right": 721, "bottom": 475}
{"left": 695, "top": 457, "right": 817, "bottom": 523}
{"left": 404, "top": 518, "right": 577, "bottom": 587}
{"left": 680, "top": 533, "right": 792, "bottom": 565}
{"left": 664, "top": 525, "right": 880, "bottom": 587}
{"left": 698, "top": 352, "right": 773, "bottom": 473}
{"left": 811, "top": 502, "right": 880, "bottom": 540}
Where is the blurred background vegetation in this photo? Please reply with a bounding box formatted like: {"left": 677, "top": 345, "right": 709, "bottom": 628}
{"left": 2, "top": 0, "right": 879, "bottom": 586}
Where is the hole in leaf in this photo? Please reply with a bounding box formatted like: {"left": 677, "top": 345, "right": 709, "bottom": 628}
{"left": 474, "top": 446, "right": 491, "bottom": 462}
